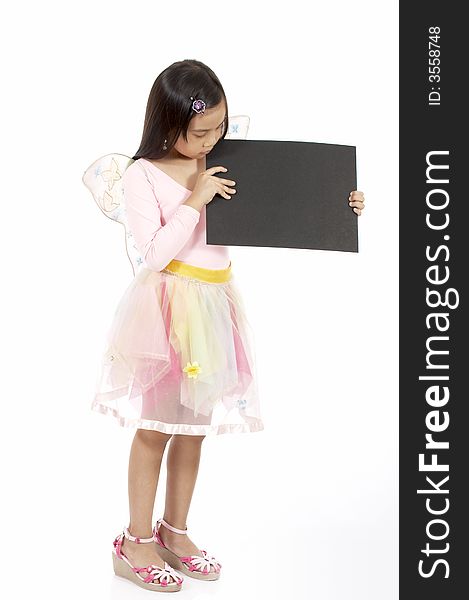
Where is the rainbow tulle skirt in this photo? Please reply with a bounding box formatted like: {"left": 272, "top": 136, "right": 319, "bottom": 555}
{"left": 92, "top": 259, "right": 264, "bottom": 435}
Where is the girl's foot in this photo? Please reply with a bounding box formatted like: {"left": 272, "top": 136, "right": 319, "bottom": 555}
{"left": 157, "top": 522, "right": 218, "bottom": 574}
{"left": 121, "top": 533, "right": 180, "bottom": 583}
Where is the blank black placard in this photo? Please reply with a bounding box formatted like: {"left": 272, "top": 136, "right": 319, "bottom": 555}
{"left": 205, "top": 138, "right": 358, "bottom": 252}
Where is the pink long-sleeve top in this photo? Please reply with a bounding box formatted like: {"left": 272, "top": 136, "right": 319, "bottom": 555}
{"left": 122, "top": 157, "right": 230, "bottom": 272}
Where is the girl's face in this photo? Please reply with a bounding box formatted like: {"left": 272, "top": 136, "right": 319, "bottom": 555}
{"left": 172, "top": 100, "right": 227, "bottom": 160}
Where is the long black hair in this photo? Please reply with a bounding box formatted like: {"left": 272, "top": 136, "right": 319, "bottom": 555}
{"left": 131, "top": 59, "right": 229, "bottom": 161}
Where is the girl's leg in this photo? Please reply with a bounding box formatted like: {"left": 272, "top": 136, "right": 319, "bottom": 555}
{"left": 157, "top": 434, "right": 218, "bottom": 572}
{"left": 164, "top": 434, "right": 205, "bottom": 529}
{"left": 120, "top": 429, "right": 176, "bottom": 577}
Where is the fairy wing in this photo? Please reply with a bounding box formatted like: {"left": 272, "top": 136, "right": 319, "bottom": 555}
{"left": 226, "top": 114, "right": 250, "bottom": 139}
{"left": 82, "top": 152, "right": 142, "bottom": 276}
{"left": 82, "top": 115, "right": 250, "bottom": 276}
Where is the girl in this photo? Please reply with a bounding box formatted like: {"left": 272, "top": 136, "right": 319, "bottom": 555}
{"left": 94, "top": 59, "right": 365, "bottom": 593}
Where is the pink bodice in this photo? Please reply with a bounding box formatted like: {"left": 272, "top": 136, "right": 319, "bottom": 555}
{"left": 122, "top": 158, "right": 230, "bottom": 272}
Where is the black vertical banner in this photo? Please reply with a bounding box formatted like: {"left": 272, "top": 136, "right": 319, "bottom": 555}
{"left": 400, "top": 3, "right": 468, "bottom": 598}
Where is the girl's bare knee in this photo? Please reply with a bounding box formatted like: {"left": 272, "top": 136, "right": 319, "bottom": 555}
{"left": 136, "top": 428, "right": 172, "bottom": 446}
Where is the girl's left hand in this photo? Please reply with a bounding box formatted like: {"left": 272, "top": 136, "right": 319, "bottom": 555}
{"left": 348, "top": 190, "right": 365, "bottom": 216}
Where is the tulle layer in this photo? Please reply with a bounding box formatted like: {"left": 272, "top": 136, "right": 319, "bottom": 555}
{"left": 92, "top": 263, "right": 263, "bottom": 435}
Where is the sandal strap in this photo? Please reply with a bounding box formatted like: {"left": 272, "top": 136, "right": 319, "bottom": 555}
{"left": 150, "top": 522, "right": 222, "bottom": 576}
{"left": 157, "top": 517, "right": 188, "bottom": 535}
{"left": 132, "top": 562, "right": 183, "bottom": 585}
{"left": 123, "top": 526, "right": 154, "bottom": 543}
{"left": 180, "top": 550, "right": 222, "bottom": 573}
{"left": 113, "top": 533, "right": 184, "bottom": 585}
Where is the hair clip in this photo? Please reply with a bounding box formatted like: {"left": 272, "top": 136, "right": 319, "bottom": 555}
{"left": 190, "top": 96, "right": 206, "bottom": 114}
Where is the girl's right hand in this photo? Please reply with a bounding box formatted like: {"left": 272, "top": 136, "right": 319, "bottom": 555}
{"left": 192, "top": 166, "right": 237, "bottom": 206}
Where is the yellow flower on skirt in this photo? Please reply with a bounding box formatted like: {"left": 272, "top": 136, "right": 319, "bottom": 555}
{"left": 183, "top": 361, "right": 202, "bottom": 379}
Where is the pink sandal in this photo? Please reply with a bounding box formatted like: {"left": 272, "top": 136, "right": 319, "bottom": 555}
{"left": 153, "top": 518, "right": 222, "bottom": 581}
{"left": 112, "top": 526, "right": 184, "bottom": 592}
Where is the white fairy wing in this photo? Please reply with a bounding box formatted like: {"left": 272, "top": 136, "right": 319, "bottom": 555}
{"left": 82, "top": 152, "right": 143, "bottom": 276}
{"left": 82, "top": 116, "right": 250, "bottom": 276}
{"left": 226, "top": 114, "right": 250, "bottom": 138}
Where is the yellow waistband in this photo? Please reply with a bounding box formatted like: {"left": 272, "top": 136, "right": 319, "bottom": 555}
{"left": 162, "top": 259, "right": 232, "bottom": 283}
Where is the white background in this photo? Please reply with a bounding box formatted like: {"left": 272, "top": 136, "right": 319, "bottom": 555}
{"left": 1, "top": 1, "right": 398, "bottom": 598}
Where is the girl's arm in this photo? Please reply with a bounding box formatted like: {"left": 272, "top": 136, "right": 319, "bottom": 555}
{"left": 123, "top": 162, "right": 201, "bottom": 271}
